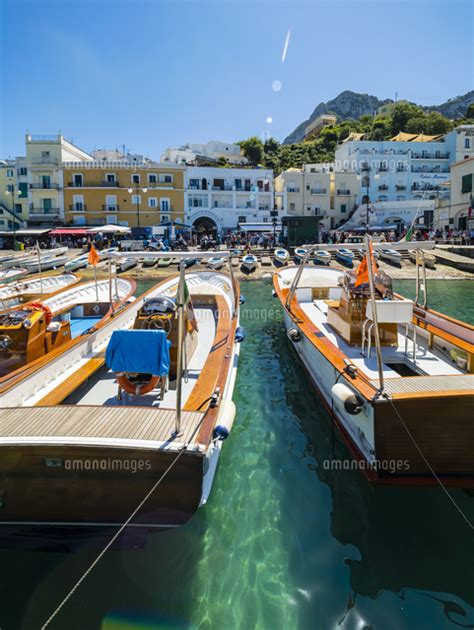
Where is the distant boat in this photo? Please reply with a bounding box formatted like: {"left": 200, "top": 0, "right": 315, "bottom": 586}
{"left": 335, "top": 248, "right": 354, "bottom": 267}
{"left": 274, "top": 248, "right": 290, "bottom": 266}
{"left": 65, "top": 253, "right": 89, "bottom": 272}
{"left": 118, "top": 258, "right": 138, "bottom": 272}
{"left": 313, "top": 250, "right": 331, "bottom": 266}
{"left": 0, "top": 268, "right": 28, "bottom": 283}
{"left": 184, "top": 258, "right": 198, "bottom": 269}
{"left": 157, "top": 258, "right": 172, "bottom": 268}
{"left": 380, "top": 249, "right": 402, "bottom": 267}
{"left": 241, "top": 254, "right": 258, "bottom": 272}
{"left": 408, "top": 250, "right": 436, "bottom": 269}
{"left": 294, "top": 247, "right": 307, "bottom": 263}
{"left": 208, "top": 256, "right": 225, "bottom": 270}
{"left": 1, "top": 248, "right": 67, "bottom": 270}
{"left": 23, "top": 255, "right": 69, "bottom": 273}
{"left": 142, "top": 257, "right": 157, "bottom": 267}
{"left": 0, "top": 273, "right": 80, "bottom": 309}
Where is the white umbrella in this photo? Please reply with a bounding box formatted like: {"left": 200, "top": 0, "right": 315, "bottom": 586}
{"left": 87, "top": 224, "right": 131, "bottom": 234}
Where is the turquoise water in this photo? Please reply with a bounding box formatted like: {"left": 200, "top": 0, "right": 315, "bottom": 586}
{"left": 2, "top": 280, "right": 474, "bottom": 629}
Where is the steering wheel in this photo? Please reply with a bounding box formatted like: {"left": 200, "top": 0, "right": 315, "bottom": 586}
{"left": 143, "top": 315, "right": 172, "bottom": 336}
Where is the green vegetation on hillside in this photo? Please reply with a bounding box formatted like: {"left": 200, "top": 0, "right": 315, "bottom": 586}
{"left": 238, "top": 103, "right": 473, "bottom": 174}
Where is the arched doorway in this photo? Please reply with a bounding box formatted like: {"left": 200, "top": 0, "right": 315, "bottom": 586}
{"left": 193, "top": 216, "right": 218, "bottom": 237}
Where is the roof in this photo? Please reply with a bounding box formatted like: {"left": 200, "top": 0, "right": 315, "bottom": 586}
{"left": 49, "top": 228, "right": 89, "bottom": 236}
{"left": 389, "top": 132, "right": 443, "bottom": 142}
{"left": 342, "top": 132, "right": 365, "bottom": 143}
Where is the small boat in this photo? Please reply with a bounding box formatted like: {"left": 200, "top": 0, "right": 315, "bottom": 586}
{"left": 64, "top": 253, "right": 89, "bottom": 272}
{"left": 1, "top": 247, "right": 68, "bottom": 270}
{"left": 157, "top": 258, "right": 172, "bottom": 268}
{"left": 142, "top": 257, "right": 157, "bottom": 268}
{"left": 313, "top": 250, "right": 331, "bottom": 266}
{"left": 274, "top": 248, "right": 290, "bottom": 266}
{"left": 241, "top": 254, "right": 258, "bottom": 272}
{"left": 207, "top": 256, "right": 225, "bottom": 270}
{"left": 294, "top": 247, "right": 308, "bottom": 263}
{"left": 335, "top": 248, "right": 355, "bottom": 268}
{"left": 184, "top": 258, "right": 198, "bottom": 269}
{"left": 0, "top": 268, "right": 241, "bottom": 547}
{"left": 380, "top": 249, "right": 402, "bottom": 267}
{"left": 0, "top": 273, "right": 80, "bottom": 309}
{"left": 118, "top": 258, "right": 138, "bottom": 273}
{"left": 0, "top": 277, "right": 135, "bottom": 380}
{"left": 408, "top": 250, "right": 436, "bottom": 269}
{"left": 23, "top": 255, "right": 69, "bottom": 273}
{"left": 273, "top": 243, "right": 474, "bottom": 486}
{"left": 358, "top": 248, "right": 379, "bottom": 260}
{"left": 0, "top": 268, "right": 28, "bottom": 283}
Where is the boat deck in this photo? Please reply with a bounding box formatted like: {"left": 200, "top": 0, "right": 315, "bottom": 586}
{"left": 0, "top": 405, "right": 205, "bottom": 449}
{"left": 300, "top": 300, "right": 465, "bottom": 382}
{"left": 371, "top": 373, "right": 474, "bottom": 395}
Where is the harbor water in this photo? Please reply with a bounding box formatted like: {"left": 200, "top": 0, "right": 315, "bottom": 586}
{"left": 1, "top": 280, "right": 473, "bottom": 629}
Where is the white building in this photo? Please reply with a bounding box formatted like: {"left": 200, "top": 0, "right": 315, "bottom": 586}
{"left": 184, "top": 166, "right": 275, "bottom": 234}
{"left": 274, "top": 164, "right": 359, "bottom": 229}
{"left": 334, "top": 125, "right": 474, "bottom": 209}
{"left": 161, "top": 141, "right": 248, "bottom": 166}
{"left": 442, "top": 156, "right": 474, "bottom": 231}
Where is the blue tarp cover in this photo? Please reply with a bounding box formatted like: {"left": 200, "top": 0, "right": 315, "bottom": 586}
{"left": 105, "top": 330, "right": 170, "bottom": 376}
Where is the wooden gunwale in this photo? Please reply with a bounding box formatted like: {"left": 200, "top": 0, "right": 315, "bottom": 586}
{"left": 0, "top": 278, "right": 137, "bottom": 394}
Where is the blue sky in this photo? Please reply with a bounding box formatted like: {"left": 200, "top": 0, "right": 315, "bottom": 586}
{"left": 1, "top": 0, "right": 472, "bottom": 158}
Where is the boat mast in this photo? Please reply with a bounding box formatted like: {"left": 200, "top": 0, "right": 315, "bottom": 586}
{"left": 365, "top": 234, "right": 385, "bottom": 393}
{"left": 415, "top": 249, "right": 428, "bottom": 308}
{"left": 174, "top": 262, "right": 186, "bottom": 436}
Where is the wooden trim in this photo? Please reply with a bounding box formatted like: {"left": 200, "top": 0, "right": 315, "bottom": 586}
{"left": 35, "top": 355, "right": 106, "bottom": 406}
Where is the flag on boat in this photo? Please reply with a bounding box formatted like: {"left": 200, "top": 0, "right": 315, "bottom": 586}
{"left": 354, "top": 240, "right": 377, "bottom": 288}
{"left": 88, "top": 243, "right": 100, "bottom": 266}
{"left": 184, "top": 280, "right": 199, "bottom": 332}
{"left": 404, "top": 226, "right": 413, "bottom": 242}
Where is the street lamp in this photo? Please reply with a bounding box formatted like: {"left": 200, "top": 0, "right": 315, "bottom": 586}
{"left": 127, "top": 185, "right": 148, "bottom": 228}
{"left": 4, "top": 183, "right": 22, "bottom": 251}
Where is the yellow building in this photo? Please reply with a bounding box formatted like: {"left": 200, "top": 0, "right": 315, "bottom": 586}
{"left": 63, "top": 162, "right": 186, "bottom": 227}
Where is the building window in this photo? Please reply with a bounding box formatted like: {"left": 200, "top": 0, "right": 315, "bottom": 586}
{"left": 132, "top": 195, "right": 141, "bottom": 205}
{"left": 106, "top": 195, "right": 117, "bottom": 211}
{"left": 461, "top": 173, "right": 472, "bottom": 194}
{"left": 235, "top": 179, "right": 242, "bottom": 190}
{"left": 15, "top": 204, "right": 22, "bottom": 214}
{"left": 340, "top": 204, "right": 347, "bottom": 213}
{"left": 131, "top": 174, "right": 140, "bottom": 184}
{"left": 159, "top": 174, "right": 173, "bottom": 183}
{"left": 465, "top": 138, "right": 470, "bottom": 149}
{"left": 73, "top": 173, "right": 83, "bottom": 187}
{"left": 160, "top": 198, "right": 170, "bottom": 211}
{"left": 6, "top": 169, "right": 13, "bottom": 177}
{"left": 148, "top": 174, "right": 157, "bottom": 184}
{"left": 289, "top": 202, "right": 295, "bottom": 212}
{"left": 189, "top": 178, "right": 200, "bottom": 189}
{"left": 18, "top": 167, "right": 27, "bottom": 176}
{"left": 6, "top": 184, "right": 13, "bottom": 193}
{"left": 41, "top": 151, "right": 50, "bottom": 158}
{"left": 262, "top": 217, "right": 268, "bottom": 222}
{"left": 73, "top": 195, "right": 84, "bottom": 211}
{"left": 189, "top": 194, "right": 208, "bottom": 208}
{"left": 238, "top": 216, "right": 247, "bottom": 223}
{"left": 148, "top": 197, "right": 157, "bottom": 208}
{"left": 160, "top": 215, "right": 170, "bottom": 223}
{"left": 106, "top": 173, "right": 116, "bottom": 183}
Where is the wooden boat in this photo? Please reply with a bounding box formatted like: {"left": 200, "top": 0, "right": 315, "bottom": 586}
{"left": 273, "top": 245, "right": 474, "bottom": 486}
{"left": 207, "top": 256, "right": 225, "bottom": 270}
{"left": 408, "top": 250, "right": 436, "bottom": 269}
{"left": 118, "top": 258, "right": 138, "bottom": 272}
{"left": 0, "top": 264, "right": 241, "bottom": 546}
{"left": 241, "top": 254, "right": 258, "bottom": 272}
{"left": 157, "top": 258, "right": 172, "bottom": 268}
{"left": 335, "top": 248, "right": 355, "bottom": 268}
{"left": 0, "top": 273, "right": 80, "bottom": 310}
{"left": 1, "top": 247, "right": 68, "bottom": 270}
{"left": 23, "top": 255, "right": 69, "bottom": 273}
{"left": 0, "top": 268, "right": 28, "bottom": 283}
{"left": 0, "top": 277, "right": 135, "bottom": 380}
{"left": 312, "top": 250, "right": 331, "bottom": 266}
{"left": 274, "top": 248, "right": 290, "bottom": 266}
{"left": 64, "top": 253, "right": 89, "bottom": 271}
{"left": 380, "top": 248, "right": 402, "bottom": 267}
{"left": 294, "top": 247, "right": 307, "bottom": 263}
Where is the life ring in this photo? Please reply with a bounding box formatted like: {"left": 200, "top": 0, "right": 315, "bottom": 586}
{"left": 116, "top": 372, "right": 161, "bottom": 396}
{"left": 25, "top": 301, "right": 53, "bottom": 327}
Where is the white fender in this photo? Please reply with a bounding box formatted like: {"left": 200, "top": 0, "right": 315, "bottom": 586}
{"left": 331, "top": 383, "right": 365, "bottom": 415}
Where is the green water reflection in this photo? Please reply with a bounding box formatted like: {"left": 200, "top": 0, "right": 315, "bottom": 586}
{"left": 2, "top": 280, "right": 473, "bottom": 630}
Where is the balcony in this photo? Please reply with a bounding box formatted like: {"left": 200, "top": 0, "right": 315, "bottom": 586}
{"left": 30, "top": 158, "right": 59, "bottom": 166}
{"left": 30, "top": 207, "right": 61, "bottom": 217}
{"left": 68, "top": 181, "right": 84, "bottom": 188}
{"left": 286, "top": 187, "right": 300, "bottom": 193}
{"left": 396, "top": 185, "right": 407, "bottom": 191}
{"left": 69, "top": 204, "right": 87, "bottom": 211}
{"left": 102, "top": 205, "right": 120, "bottom": 212}
{"left": 337, "top": 189, "right": 351, "bottom": 195}
{"left": 30, "top": 183, "right": 61, "bottom": 190}
{"left": 100, "top": 181, "right": 119, "bottom": 187}
{"left": 212, "top": 185, "right": 233, "bottom": 191}
{"left": 258, "top": 205, "right": 270, "bottom": 211}
{"left": 378, "top": 184, "right": 389, "bottom": 191}
{"left": 311, "top": 188, "right": 327, "bottom": 194}
{"left": 411, "top": 167, "right": 449, "bottom": 174}
{"left": 360, "top": 162, "right": 371, "bottom": 171}
{"left": 378, "top": 166, "right": 388, "bottom": 172}
{"left": 213, "top": 202, "right": 232, "bottom": 209}
{"left": 396, "top": 166, "right": 407, "bottom": 172}
{"left": 412, "top": 184, "right": 441, "bottom": 191}
{"left": 411, "top": 152, "right": 450, "bottom": 160}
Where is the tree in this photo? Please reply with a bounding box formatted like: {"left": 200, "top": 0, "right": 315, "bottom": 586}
{"left": 465, "top": 103, "right": 474, "bottom": 119}
{"left": 390, "top": 103, "right": 424, "bottom": 135}
{"left": 238, "top": 137, "right": 264, "bottom": 166}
